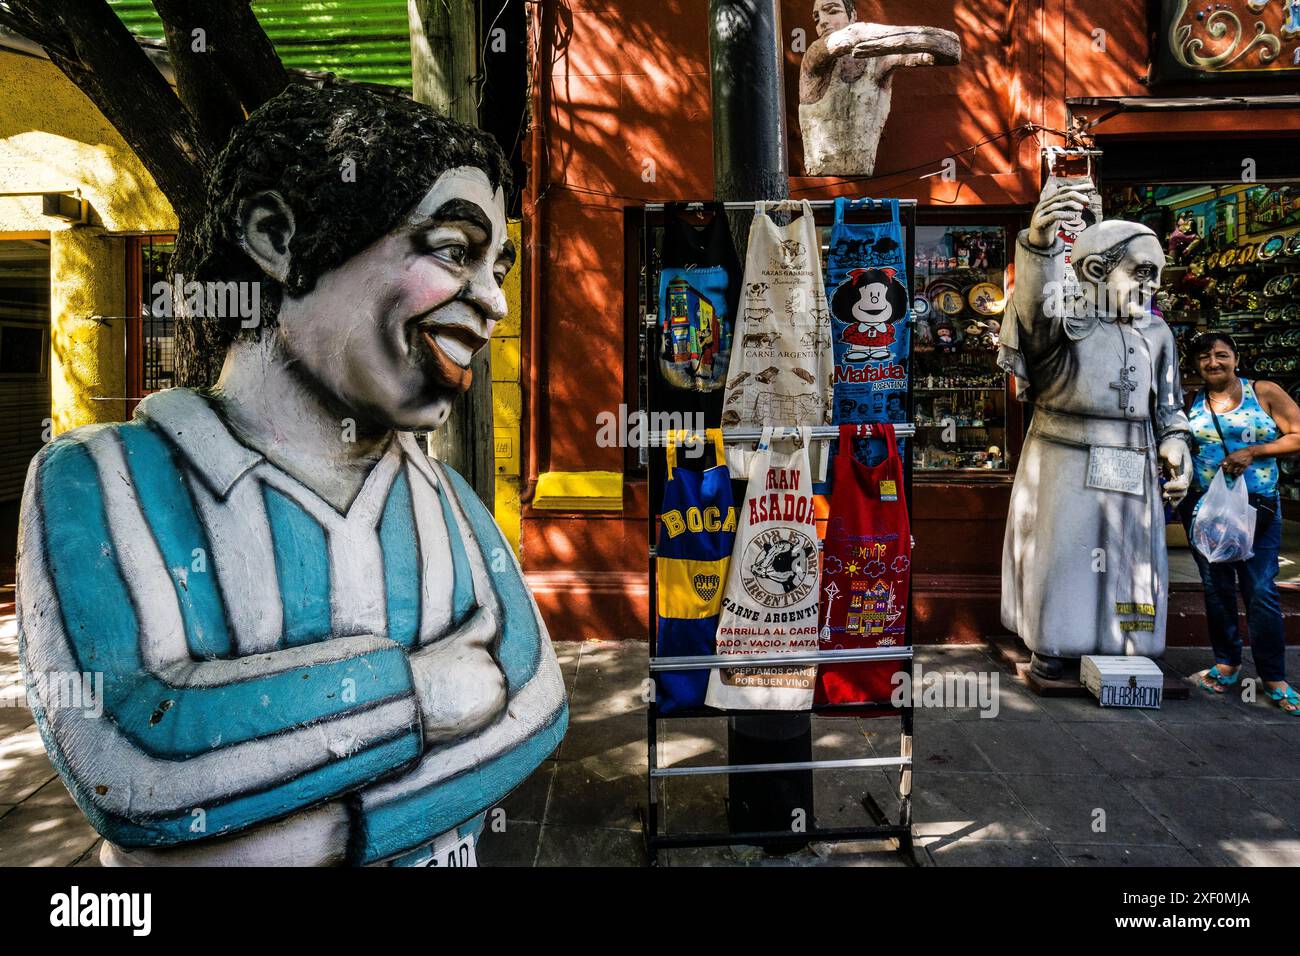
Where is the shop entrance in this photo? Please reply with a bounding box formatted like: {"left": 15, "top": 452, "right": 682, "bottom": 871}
{"left": 0, "top": 237, "right": 51, "bottom": 578}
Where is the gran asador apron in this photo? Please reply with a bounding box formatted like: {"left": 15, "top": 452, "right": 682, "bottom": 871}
{"left": 655, "top": 429, "right": 736, "bottom": 713}
{"left": 826, "top": 197, "right": 911, "bottom": 429}
{"left": 706, "top": 427, "right": 819, "bottom": 711}
{"left": 657, "top": 202, "right": 740, "bottom": 392}
{"left": 721, "top": 200, "right": 832, "bottom": 431}
{"left": 815, "top": 423, "right": 911, "bottom": 709}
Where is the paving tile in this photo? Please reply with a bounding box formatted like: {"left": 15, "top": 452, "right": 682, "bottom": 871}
{"left": 0, "top": 727, "right": 56, "bottom": 804}
{"left": 0, "top": 799, "right": 100, "bottom": 866}
{"left": 570, "top": 641, "right": 649, "bottom": 718}
{"left": 1005, "top": 773, "right": 1174, "bottom": 846}
{"left": 1163, "top": 722, "right": 1300, "bottom": 779}
{"left": 553, "top": 641, "right": 581, "bottom": 698}
{"left": 72, "top": 839, "right": 104, "bottom": 867}
{"left": 957, "top": 720, "right": 1104, "bottom": 775}
{"left": 812, "top": 769, "right": 877, "bottom": 829}
{"left": 493, "top": 760, "right": 555, "bottom": 825}
{"left": 656, "top": 717, "right": 726, "bottom": 768}
{"left": 915, "top": 723, "right": 993, "bottom": 775}
{"left": 546, "top": 756, "right": 645, "bottom": 830}
{"left": 867, "top": 769, "right": 1046, "bottom": 843}
{"left": 1033, "top": 694, "right": 1152, "bottom": 723}
{"left": 476, "top": 821, "right": 540, "bottom": 867}
{"left": 1058, "top": 720, "right": 1215, "bottom": 779}
{"left": 659, "top": 773, "right": 728, "bottom": 834}
{"left": 1056, "top": 843, "right": 1199, "bottom": 866}
{"left": 1121, "top": 777, "right": 1295, "bottom": 851}
{"left": 535, "top": 824, "right": 648, "bottom": 866}
{"left": 1187, "top": 840, "right": 1300, "bottom": 866}
{"left": 558, "top": 712, "right": 647, "bottom": 765}
{"left": 923, "top": 838, "right": 1065, "bottom": 866}
{"left": 0, "top": 704, "right": 33, "bottom": 737}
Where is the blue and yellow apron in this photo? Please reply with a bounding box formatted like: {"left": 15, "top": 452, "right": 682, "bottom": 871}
{"left": 655, "top": 429, "right": 736, "bottom": 713}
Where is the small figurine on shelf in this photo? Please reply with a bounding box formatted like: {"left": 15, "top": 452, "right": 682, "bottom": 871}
{"left": 1167, "top": 213, "right": 1203, "bottom": 265}
{"left": 913, "top": 312, "right": 935, "bottom": 351}
{"left": 933, "top": 315, "right": 958, "bottom": 353}
{"left": 971, "top": 236, "right": 990, "bottom": 270}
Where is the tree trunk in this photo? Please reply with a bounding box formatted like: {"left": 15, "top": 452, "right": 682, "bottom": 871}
{"left": 409, "top": 0, "right": 495, "bottom": 509}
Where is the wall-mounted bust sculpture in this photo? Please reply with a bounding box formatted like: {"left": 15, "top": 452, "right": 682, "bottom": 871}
{"left": 999, "top": 180, "right": 1193, "bottom": 680}
{"left": 16, "top": 85, "right": 567, "bottom": 866}
{"left": 798, "top": 0, "right": 960, "bottom": 177}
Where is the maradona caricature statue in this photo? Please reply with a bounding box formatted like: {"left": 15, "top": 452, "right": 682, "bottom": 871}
{"left": 16, "top": 86, "right": 568, "bottom": 866}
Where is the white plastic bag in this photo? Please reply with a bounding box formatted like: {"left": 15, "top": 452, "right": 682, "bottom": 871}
{"left": 1191, "top": 470, "right": 1257, "bottom": 563}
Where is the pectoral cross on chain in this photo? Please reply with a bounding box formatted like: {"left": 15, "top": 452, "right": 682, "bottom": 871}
{"left": 1110, "top": 366, "right": 1137, "bottom": 411}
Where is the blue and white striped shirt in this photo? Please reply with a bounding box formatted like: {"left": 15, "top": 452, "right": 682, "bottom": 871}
{"left": 17, "top": 387, "right": 567, "bottom": 865}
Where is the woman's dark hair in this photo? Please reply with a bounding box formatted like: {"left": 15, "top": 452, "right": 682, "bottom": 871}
{"left": 1189, "top": 331, "right": 1238, "bottom": 359}
{"left": 830, "top": 268, "right": 908, "bottom": 324}
{"left": 181, "top": 83, "right": 511, "bottom": 349}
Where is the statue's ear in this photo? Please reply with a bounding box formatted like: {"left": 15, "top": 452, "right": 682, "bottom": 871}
{"left": 236, "top": 190, "right": 295, "bottom": 283}
{"left": 1078, "top": 254, "right": 1109, "bottom": 284}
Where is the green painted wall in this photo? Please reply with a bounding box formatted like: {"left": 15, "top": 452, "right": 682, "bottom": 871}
{"left": 109, "top": 0, "right": 414, "bottom": 90}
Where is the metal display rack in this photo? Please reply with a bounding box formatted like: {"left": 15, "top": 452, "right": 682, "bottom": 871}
{"left": 632, "top": 199, "right": 921, "bottom": 864}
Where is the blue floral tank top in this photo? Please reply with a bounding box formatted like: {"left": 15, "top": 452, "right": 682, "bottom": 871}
{"left": 1188, "top": 378, "right": 1281, "bottom": 497}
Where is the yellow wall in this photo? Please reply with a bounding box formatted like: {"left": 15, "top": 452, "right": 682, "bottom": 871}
{"left": 492, "top": 219, "right": 523, "bottom": 557}
{"left": 0, "top": 49, "right": 175, "bottom": 433}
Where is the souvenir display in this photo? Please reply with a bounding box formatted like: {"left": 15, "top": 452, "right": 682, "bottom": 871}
{"left": 825, "top": 197, "right": 910, "bottom": 426}
{"left": 655, "top": 430, "right": 737, "bottom": 713}
{"left": 705, "top": 427, "right": 820, "bottom": 712}
{"left": 912, "top": 224, "right": 1011, "bottom": 472}
{"left": 657, "top": 201, "right": 740, "bottom": 392}
{"left": 815, "top": 423, "right": 912, "bottom": 708}
{"left": 721, "top": 200, "right": 832, "bottom": 431}
{"left": 1258, "top": 235, "right": 1284, "bottom": 260}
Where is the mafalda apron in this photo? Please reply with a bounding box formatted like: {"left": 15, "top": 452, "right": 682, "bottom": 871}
{"left": 826, "top": 198, "right": 910, "bottom": 428}
{"left": 706, "top": 427, "right": 819, "bottom": 711}
{"left": 657, "top": 202, "right": 740, "bottom": 392}
{"left": 721, "top": 201, "right": 832, "bottom": 431}
{"left": 815, "top": 423, "right": 911, "bottom": 709}
{"left": 655, "top": 429, "right": 737, "bottom": 713}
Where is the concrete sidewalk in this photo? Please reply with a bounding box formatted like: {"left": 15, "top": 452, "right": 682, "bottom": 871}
{"left": 4, "top": 611, "right": 1300, "bottom": 866}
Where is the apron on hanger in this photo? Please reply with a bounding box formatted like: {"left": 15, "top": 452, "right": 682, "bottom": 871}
{"left": 826, "top": 198, "right": 911, "bottom": 430}
{"left": 721, "top": 200, "right": 832, "bottom": 434}
{"left": 657, "top": 202, "right": 740, "bottom": 393}
{"left": 815, "top": 422, "right": 911, "bottom": 710}
{"left": 655, "top": 429, "right": 736, "bottom": 713}
{"left": 706, "top": 426, "right": 820, "bottom": 712}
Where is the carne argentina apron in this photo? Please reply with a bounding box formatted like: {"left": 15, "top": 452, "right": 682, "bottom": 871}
{"left": 706, "top": 427, "right": 820, "bottom": 711}
{"left": 826, "top": 198, "right": 910, "bottom": 431}
{"left": 815, "top": 423, "right": 911, "bottom": 709}
{"left": 655, "top": 429, "right": 736, "bottom": 713}
{"left": 657, "top": 202, "right": 740, "bottom": 392}
{"left": 721, "top": 201, "right": 832, "bottom": 432}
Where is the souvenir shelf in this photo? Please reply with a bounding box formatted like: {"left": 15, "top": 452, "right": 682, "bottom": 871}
{"left": 628, "top": 199, "right": 921, "bottom": 864}
{"left": 911, "top": 223, "right": 1015, "bottom": 474}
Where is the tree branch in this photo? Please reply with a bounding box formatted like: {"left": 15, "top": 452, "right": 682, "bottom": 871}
{"left": 3, "top": 0, "right": 214, "bottom": 225}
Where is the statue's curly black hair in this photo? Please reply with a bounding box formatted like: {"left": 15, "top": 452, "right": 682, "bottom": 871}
{"left": 181, "top": 83, "right": 511, "bottom": 352}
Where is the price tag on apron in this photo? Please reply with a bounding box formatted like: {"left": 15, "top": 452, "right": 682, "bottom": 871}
{"left": 1086, "top": 445, "right": 1146, "bottom": 497}
{"left": 426, "top": 831, "right": 478, "bottom": 867}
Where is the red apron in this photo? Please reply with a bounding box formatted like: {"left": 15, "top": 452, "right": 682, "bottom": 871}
{"left": 815, "top": 423, "right": 911, "bottom": 708}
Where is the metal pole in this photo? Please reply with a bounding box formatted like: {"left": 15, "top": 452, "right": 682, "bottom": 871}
{"left": 707, "top": 0, "right": 813, "bottom": 849}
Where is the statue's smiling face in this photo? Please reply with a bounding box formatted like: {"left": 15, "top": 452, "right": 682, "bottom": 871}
{"left": 274, "top": 166, "right": 514, "bottom": 431}
{"left": 852, "top": 282, "right": 894, "bottom": 324}
{"left": 812, "top": 0, "right": 853, "bottom": 38}
{"left": 1104, "top": 235, "right": 1164, "bottom": 320}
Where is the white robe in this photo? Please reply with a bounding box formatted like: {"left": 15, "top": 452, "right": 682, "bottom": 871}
{"left": 997, "top": 231, "right": 1190, "bottom": 659}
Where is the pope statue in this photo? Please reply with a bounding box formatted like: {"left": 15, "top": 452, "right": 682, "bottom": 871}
{"left": 16, "top": 86, "right": 567, "bottom": 865}
{"left": 998, "top": 180, "right": 1193, "bottom": 679}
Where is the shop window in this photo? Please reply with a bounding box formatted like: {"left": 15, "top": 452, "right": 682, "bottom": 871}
{"left": 1105, "top": 181, "right": 1300, "bottom": 503}
{"left": 125, "top": 235, "right": 176, "bottom": 416}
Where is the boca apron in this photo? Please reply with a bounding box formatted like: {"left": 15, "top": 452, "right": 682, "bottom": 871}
{"left": 706, "top": 427, "right": 820, "bottom": 711}
{"left": 657, "top": 202, "right": 740, "bottom": 392}
{"left": 655, "top": 429, "right": 737, "bottom": 713}
{"left": 815, "top": 423, "right": 911, "bottom": 708}
{"left": 721, "top": 201, "right": 832, "bottom": 432}
{"left": 826, "top": 198, "right": 911, "bottom": 429}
